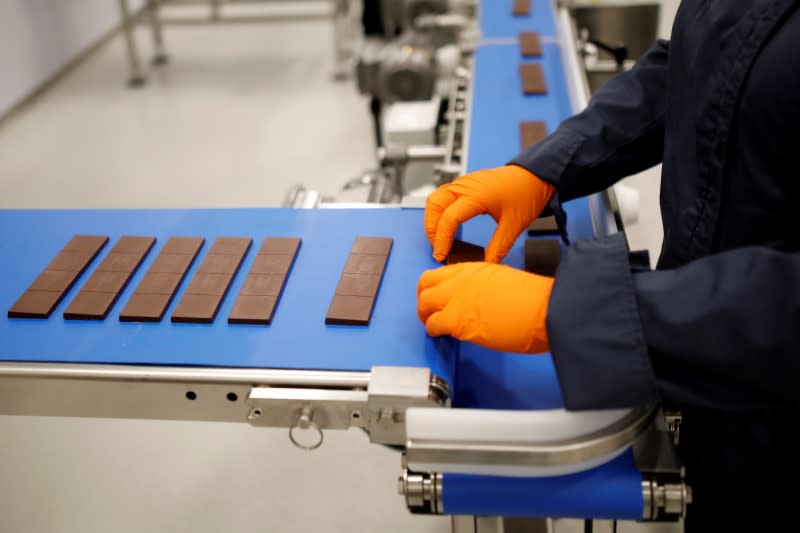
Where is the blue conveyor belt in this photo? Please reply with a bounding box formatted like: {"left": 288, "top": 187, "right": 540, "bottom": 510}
{"left": 0, "top": 208, "right": 457, "bottom": 385}
{"left": 439, "top": 10, "right": 644, "bottom": 518}
{"left": 460, "top": 24, "right": 594, "bottom": 413}
{"left": 442, "top": 453, "right": 644, "bottom": 520}
{"left": 467, "top": 43, "right": 574, "bottom": 173}
{"left": 452, "top": 217, "right": 644, "bottom": 521}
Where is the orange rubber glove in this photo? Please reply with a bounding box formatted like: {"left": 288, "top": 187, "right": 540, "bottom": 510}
{"left": 417, "top": 262, "right": 553, "bottom": 354}
{"left": 424, "top": 165, "right": 555, "bottom": 263}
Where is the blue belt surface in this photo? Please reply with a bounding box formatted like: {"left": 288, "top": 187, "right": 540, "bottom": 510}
{"left": 442, "top": 454, "right": 644, "bottom": 520}
{"left": 0, "top": 208, "right": 457, "bottom": 384}
{"left": 466, "top": 43, "right": 574, "bottom": 173}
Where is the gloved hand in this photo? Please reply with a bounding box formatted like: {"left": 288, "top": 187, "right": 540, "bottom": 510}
{"left": 417, "top": 262, "right": 553, "bottom": 354}
{"left": 424, "top": 165, "right": 555, "bottom": 263}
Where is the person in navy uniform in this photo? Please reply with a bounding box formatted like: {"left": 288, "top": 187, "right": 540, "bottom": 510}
{"left": 417, "top": 1, "right": 800, "bottom": 529}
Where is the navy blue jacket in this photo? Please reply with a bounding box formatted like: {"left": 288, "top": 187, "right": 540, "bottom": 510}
{"left": 512, "top": 0, "right": 799, "bottom": 528}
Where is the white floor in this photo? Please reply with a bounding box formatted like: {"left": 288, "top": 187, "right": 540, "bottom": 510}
{"left": 0, "top": 7, "right": 671, "bottom": 533}
{"left": 0, "top": 12, "right": 375, "bottom": 209}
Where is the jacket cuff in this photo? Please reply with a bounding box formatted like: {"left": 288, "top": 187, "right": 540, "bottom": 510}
{"left": 546, "top": 233, "right": 658, "bottom": 409}
{"left": 509, "top": 127, "right": 584, "bottom": 188}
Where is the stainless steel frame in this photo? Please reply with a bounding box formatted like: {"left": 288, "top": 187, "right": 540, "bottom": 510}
{"left": 0, "top": 363, "right": 448, "bottom": 447}
{"left": 437, "top": 64, "right": 472, "bottom": 182}
{"left": 399, "top": 410, "right": 689, "bottom": 521}
{"left": 116, "top": 0, "right": 355, "bottom": 86}
{"left": 405, "top": 406, "right": 655, "bottom": 471}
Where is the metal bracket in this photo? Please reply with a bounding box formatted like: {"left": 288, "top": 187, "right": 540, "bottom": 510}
{"left": 632, "top": 410, "right": 691, "bottom": 520}
{"left": 664, "top": 409, "right": 682, "bottom": 446}
{"left": 0, "top": 363, "right": 448, "bottom": 448}
{"left": 398, "top": 455, "right": 444, "bottom": 514}
{"left": 438, "top": 67, "right": 471, "bottom": 184}
{"left": 246, "top": 366, "right": 448, "bottom": 447}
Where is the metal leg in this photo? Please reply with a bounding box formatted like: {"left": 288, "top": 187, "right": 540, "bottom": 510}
{"left": 450, "top": 516, "right": 552, "bottom": 533}
{"left": 210, "top": 0, "right": 222, "bottom": 21}
{"left": 503, "top": 517, "right": 550, "bottom": 533}
{"left": 380, "top": 0, "right": 398, "bottom": 38}
{"left": 331, "top": 0, "right": 351, "bottom": 80}
{"left": 147, "top": 0, "right": 169, "bottom": 65}
{"left": 118, "top": 0, "right": 147, "bottom": 86}
{"left": 475, "top": 517, "right": 504, "bottom": 533}
{"left": 452, "top": 516, "right": 477, "bottom": 533}
{"left": 582, "top": 520, "right": 616, "bottom": 533}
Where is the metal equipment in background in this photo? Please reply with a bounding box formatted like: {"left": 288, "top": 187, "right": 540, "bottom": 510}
{"left": 355, "top": 0, "right": 475, "bottom": 103}
{"left": 565, "top": 0, "right": 660, "bottom": 93}
{"left": 117, "top": 0, "right": 358, "bottom": 86}
{"left": 353, "top": 0, "right": 476, "bottom": 198}
{"left": 282, "top": 65, "right": 470, "bottom": 208}
{"left": 285, "top": 0, "right": 475, "bottom": 208}
{"left": 356, "top": 31, "right": 440, "bottom": 104}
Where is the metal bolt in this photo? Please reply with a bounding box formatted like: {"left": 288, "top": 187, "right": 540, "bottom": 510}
{"left": 297, "top": 405, "right": 313, "bottom": 429}
{"left": 379, "top": 408, "right": 396, "bottom": 423}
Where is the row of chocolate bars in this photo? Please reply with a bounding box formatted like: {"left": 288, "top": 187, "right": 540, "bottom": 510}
{"left": 513, "top": 6, "right": 565, "bottom": 278}
{"left": 7, "top": 235, "right": 392, "bottom": 326}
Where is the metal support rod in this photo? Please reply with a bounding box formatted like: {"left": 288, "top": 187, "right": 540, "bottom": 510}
{"left": 148, "top": 0, "right": 169, "bottom": 65}
{"left": 210, "top": 0, "right": 222, "bottom": 21}
{"left": 0, "top": 362, "right": 371, "bottom": 388}
{"left": 118, "top": 0, "right": 147, "bottom": 86}
{"left": 380, "top": 0, "right": 398, "bottom": 38}
{"left": 332, "top": 0, "right": 350, "bottom": 80}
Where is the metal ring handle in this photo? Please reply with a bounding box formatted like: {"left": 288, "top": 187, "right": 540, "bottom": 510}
{"left": 289, "top": 406, "right": 324, "bottom": 451}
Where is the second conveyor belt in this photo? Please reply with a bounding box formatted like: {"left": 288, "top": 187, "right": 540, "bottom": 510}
{"left": 433, "top": 0, "right": 644, "bottom": 519}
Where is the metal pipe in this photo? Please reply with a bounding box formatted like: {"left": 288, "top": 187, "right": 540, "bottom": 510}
{"left": 118, "top": 0, "right": 147, "bottom": 86}
{"left": 210, "top": 0, "right": 222, "bottom": 20}
{"left": 332, "top": 0, "right": 350, "bottom": 80}
{"left": 0, "top": 362, "right": 370, "bottom": 388}
{"left": 148, "top": 0, "right": 169, "bottom": 64}
{"left": 143, "top": 13, "right": 334, "bottom": 24}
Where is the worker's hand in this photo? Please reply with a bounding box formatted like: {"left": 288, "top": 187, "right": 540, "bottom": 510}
{"left": 424, "top": 165, "right": 555, "bottom": 263}
{"left": 417, "top": 262, "right": 553, "bottom": 354}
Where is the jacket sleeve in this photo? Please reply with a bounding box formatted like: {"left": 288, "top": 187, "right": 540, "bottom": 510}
{"left": 511, "top": 40, "right": 669, "bottom": 203}
{"left": 546, "top": 233, "right": 800, "bottom": 412}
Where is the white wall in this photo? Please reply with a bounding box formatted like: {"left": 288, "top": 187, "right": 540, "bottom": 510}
{"left": 0, "top": 0, "right": 145, "bottom": 117}
{"left": 659, "top": 0, "right": 680, "bottom": 38}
